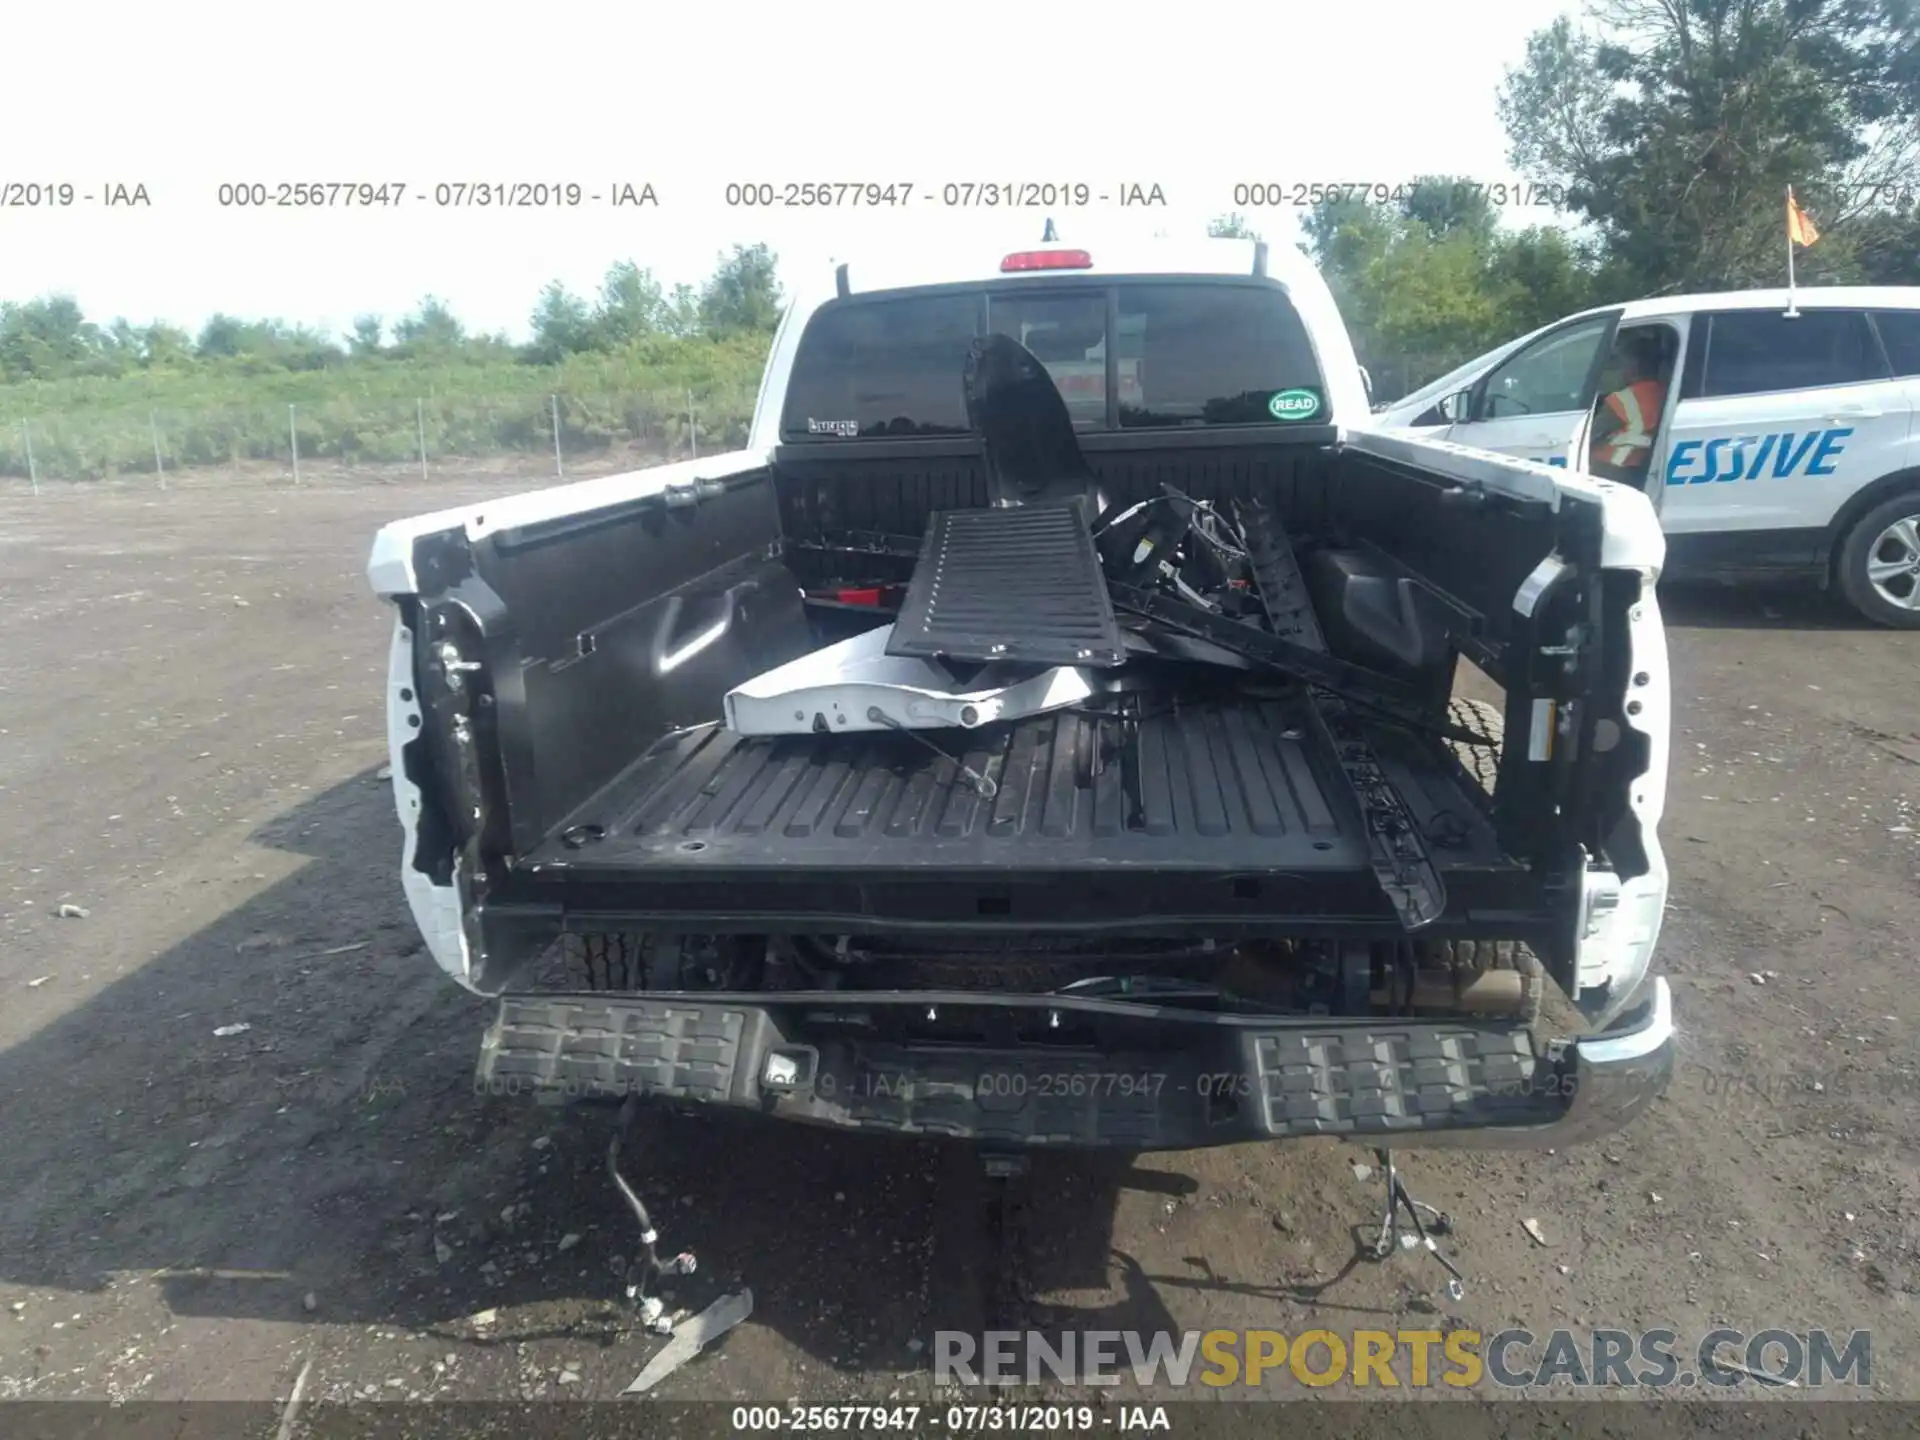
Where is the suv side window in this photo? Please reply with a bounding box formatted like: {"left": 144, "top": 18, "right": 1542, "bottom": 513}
{"left": 1701, "top": 309, "right": 1887, "bottom": 397}
{"left": 1472, "top": 315, "right": 1613, "bottom": 420}
{"left": 1872, "top": 309, "right": 1920, "bottom": 378}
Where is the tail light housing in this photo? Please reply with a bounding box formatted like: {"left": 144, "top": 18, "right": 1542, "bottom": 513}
{"left": 1000, "top": 249, "right": 1094, "bottom": 272}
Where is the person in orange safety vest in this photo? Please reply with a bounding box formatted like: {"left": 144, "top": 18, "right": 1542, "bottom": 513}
{"left": 1589, "top": 333, "right": 1666, "bottom": 477}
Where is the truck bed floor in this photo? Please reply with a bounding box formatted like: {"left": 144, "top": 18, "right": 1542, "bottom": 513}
{"left": 524, "top": 696, "right": 1511, "bottom": 882}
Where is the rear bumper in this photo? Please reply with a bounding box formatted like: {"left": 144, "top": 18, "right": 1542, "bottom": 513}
{"left": 475, "top": 977, "right": 1672, "bottom": 1152}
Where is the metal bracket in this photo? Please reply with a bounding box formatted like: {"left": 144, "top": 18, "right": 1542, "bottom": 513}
{"left": 435, "top": 640, "right": 482, "bottom": 692}
{"left": 1106, "top": 580, "right": 1425, "bottom": 721}
{"left": 1306, "top": 698, "right": 1448, "bottom": 931}
{"left": 801, "top": 530, "right": 923, "bottom": 559}
{"left": 1538, "top": 622, "right": 1590, "bottom": 676}
{"left": 1235, "top": 506, "right": 1447, "bottom": 933}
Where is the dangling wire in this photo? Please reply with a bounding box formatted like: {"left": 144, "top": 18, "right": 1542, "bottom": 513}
{"left": 866, "top": 708, "right": 998, "bottom": 798}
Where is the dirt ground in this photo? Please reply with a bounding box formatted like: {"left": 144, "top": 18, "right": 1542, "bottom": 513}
{"left": 1, "top": 464, "right": 1916, "bottom": 1420}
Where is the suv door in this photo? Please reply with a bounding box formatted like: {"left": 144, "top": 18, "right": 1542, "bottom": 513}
{"left": 1658, "top": 307, "right": 1906, "bottom": 576}
{"left": 1577, "top": 317, "right": 1689, "bottom": 491}
{"left": 1445, "top": 311, "right": 1621, "bottom": 465}
{"left": 1869, "top": 307, "right": 1920, "bottom": 443}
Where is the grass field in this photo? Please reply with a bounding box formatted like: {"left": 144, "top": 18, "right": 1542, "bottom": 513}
{"left": 0, "top": 335, "right": 772, "bottom": 481}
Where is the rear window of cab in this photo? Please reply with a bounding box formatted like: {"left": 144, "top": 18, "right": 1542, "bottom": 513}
{"left": 780, "top": 280, "right": 1329, "bottom": 440}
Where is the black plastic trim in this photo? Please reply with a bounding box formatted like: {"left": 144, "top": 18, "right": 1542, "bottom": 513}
{"left": 1663, "top": 526, "right": 1827, "bottom": 581}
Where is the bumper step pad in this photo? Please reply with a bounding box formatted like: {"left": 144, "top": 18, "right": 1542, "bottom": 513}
{"left": 477, "top": 993, "right": 1555, "bottom": 1150}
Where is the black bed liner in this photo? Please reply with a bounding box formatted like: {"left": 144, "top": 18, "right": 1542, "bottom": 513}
{"left": 524, "top": 695, "right": 1515, "bottom": 894}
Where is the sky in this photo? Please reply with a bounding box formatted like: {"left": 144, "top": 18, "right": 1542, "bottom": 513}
{"left": 6, "top": 1, "right": 1577, "bottom": 344}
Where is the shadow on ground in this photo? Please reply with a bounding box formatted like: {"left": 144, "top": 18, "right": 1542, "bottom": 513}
{"left": 0, "top": 767, "right": 1252, "bottom": 1376}
{"left": 1656, "top": 579, "right": 1882, "bottom": 632}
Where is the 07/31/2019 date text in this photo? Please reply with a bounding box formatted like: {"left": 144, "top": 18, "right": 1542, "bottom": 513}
{"left": 815, "top": 1070, "right": 1262, "bottom": 1101}
{"left": 212, "top": 181, "right": 659, "bottom": 208}
{"left": 728, "top": 1404, "right": 1136, "bottom": 1432}
{"left": 722, "top": 181, "right": 1167, "bottom": 208}
{"left": 2, "top": 181, "right": 150, "bottom": 206}
{"left": 1231, "top": 180, "right": 1567, "bottom": 207}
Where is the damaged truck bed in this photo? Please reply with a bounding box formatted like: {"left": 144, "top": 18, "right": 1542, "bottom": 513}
{"left": 372, "top": 239, "right": 1675, "bottom": 1166}
{"left": 520, "top": 696, "right": 1523, "bottom": 931}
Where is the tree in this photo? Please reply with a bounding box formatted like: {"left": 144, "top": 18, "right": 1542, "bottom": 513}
{"left": 348, "top": 314, "right": 385, "bottom": 357}
{"left": 278, "top": 324, "right": 344, "bottom": 371}
{"left": 1500, "top": 2, "right": 1920, "bottom": 293}
{"left": 1887, "top": 0, "right": 1920, "bottom": 100}
{"left": 392, "top": 296, "right": 466, "bottom": 351}
{"left": 1484, "top": 226, "right": 1609, "bottom": 335}
{"left": 1299, "top": 196, "right": 1404, "bottom": 353}
{"left": 1848, "top": 204, "right": 1920, "bottom": 282}
{"left": 1297, "top": 181, "right": 1610, "bottom": 400}
{"left": 0, "top": 295, "right": 106, "bottom": 378}
{"left": 141, "top": 322, "right": 194, "bottom": 368}
{"left": 1207, "top": 212, "right": 1262, "bottom": 240}
{"left": 1399, "top": 174, "right": 1500, "bottom": 248}
{"left": 1363, "top": 228, "right": 1518, "bottom": 359}
{"left": 191, "top": 313, "right": 340, "bottom": 368}
{"left": 527, "top": 280, "right": 595, "bottom": 363}
{"left": 593, "top": 261, "right": 670, "bottom": 347}
{"left": 195, "top": 313, "right": 255, "bottom": 359}
{"left": 663, "top": 282, "right": 701, "bottom": 338}
{"left": 698, "top": 244, "right": 783, "bottom": 336}
{"left": 106, "top": 317, "right": 141, "bottom": 362}
{"left": 1301, "top": 195, "right": 1399, "bottom": 284}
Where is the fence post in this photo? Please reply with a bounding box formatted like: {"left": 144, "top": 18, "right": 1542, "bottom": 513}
{"left": 151, "top": 410, "right": 165, "bottom": 490}
{"left": 688, "top": 389, "right": 697, "bottom": 460}
{"left": 21, "top": 420, "right": 37, "bottom": 496}
{"left": 288, "top": 403, "right": 300, "bottom": 485}
{"left": 417, "top": 398, "right": 428, "bottom": 480}
{"left": 551, "top": 394, "right": 563, "bottom": 479}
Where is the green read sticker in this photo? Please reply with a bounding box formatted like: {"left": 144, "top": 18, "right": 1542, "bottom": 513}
{"left": 1268, "top": 388, "right": 1322, "bottom": 421}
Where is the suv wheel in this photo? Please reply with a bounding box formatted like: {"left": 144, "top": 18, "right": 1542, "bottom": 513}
{"left": 1837, "top": 492, "right": 1920, "bottom": 629}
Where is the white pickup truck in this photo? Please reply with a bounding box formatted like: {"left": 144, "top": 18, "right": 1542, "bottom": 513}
{"left": 366, "top": 234, "right": 1675, "bottom": 1166}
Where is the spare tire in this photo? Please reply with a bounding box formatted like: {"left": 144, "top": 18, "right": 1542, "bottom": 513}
{"left": 1434, "top": 698, "right": 1541, "bottom": 1025}
{"left": 1438, "top": 938, "right": 1544, "bottom": 1026}
{"left": 1446, "top": 695, "right": 1503, "bottom": 794}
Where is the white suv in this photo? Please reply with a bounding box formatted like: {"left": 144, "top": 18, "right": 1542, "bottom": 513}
{"left": 1375, "top": 288, "right": 1920, "bottom": 627}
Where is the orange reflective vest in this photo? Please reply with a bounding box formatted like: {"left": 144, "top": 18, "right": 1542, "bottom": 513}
{"left": 1592, "top": 380, "right": 1664, "bottom": 469}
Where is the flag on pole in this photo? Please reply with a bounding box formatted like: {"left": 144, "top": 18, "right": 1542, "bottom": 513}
{"left": 1784, "top": 185, "right": 1818, "bottom": 316}
{"left": 1787, "top": 187, "right": 1820, "bottom": 247}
